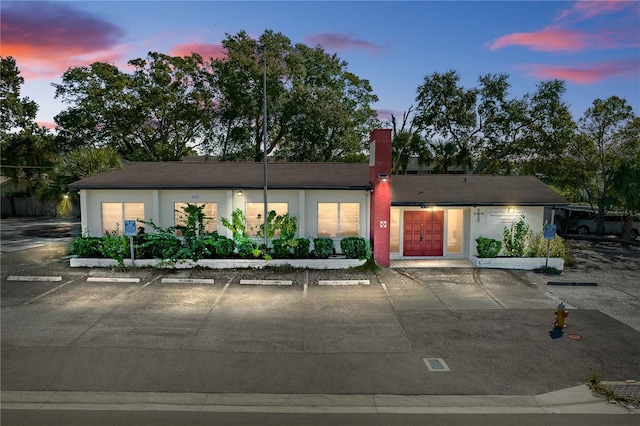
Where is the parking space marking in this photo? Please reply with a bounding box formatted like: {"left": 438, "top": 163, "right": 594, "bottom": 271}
{"left": 87, "top": 277, "right": 141, "bottom": 283}
{"left": 161, "top": 278, "right": 215, "bottom": 284}
{"left": 8, "top": 275, "right": 62, "bottom": 282}
{"left": 239, "top": 279, "right": 292, "bottom": 286}
{"left": 318, "top": 280, "right": 370, "bottom": 286}
{"left": 24, "top": 276, "right": 85, "bottom": 305}
{"left": 303, "top": 270, "right": 308, "bottom": 301}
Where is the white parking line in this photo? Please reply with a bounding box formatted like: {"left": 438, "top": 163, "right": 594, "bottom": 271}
{"left": 161, "top": 278, "right": 215, "bottom": 284}
{"left": 8, "top": 275, "right": 62, "bottom": 282}
{"left": 86, "top": 277, "right": 140, "bottom": 283}
{"left": 318, "top": 280, "right": 370, "bottom": 286}
{"left": 239, "top": 279, "right": 292, "bottom": 286}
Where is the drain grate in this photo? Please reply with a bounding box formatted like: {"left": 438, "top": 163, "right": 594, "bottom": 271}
{"left": 602, "top": 383, "right": 640, "bottom": 404}
{"left": 423, "top": 358, "right": 450, "bottom": 372}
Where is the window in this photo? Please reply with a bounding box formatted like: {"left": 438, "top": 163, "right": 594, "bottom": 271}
{"left": 174, "top": 203, "right": 217, "bottom": 236}
{"left": 102, "top": 202, "right": 144, "bottom": 235}
{"left": 390, "top": 207, "right": 400, "bottom": 252}
{"left": 447, "top": 209, "right": 463, "bottom": 253}
{"left": 318, "top": 203, "right": 360, "bottom": 237}
{"left": 245, "top": 202, "right": 288, "bottom": 237}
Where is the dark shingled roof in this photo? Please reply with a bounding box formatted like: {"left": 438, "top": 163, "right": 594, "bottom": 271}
{"left": 391, "top": 175, "right": 568, "bottom": 206}
{"left": 69, "top": 162, "right": 568, "bottom": 207}
{"left": 69, "top": 161, "right": 372, "bottom": 190}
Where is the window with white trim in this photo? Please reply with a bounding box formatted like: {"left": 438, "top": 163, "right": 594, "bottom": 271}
{"left": 102, "top": 202, "right": 144, "bottom": 235}
{"left": 318, "top": 202, "right": 360, "bottom": 237}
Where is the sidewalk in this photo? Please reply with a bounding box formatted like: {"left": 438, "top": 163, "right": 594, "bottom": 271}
{"left": 1, "top": 385, "right": 634, "bottom": 415}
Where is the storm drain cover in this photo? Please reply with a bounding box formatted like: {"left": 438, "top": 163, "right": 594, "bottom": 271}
{"left": 423, "top": 358, "right": 450, "bottom": 372}
{"left": 602, "top": 383, "right": 640, "bottom": 404}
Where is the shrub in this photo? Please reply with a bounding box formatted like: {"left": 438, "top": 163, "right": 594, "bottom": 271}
{"left": 475, "top": 237, "right": 501, "bottom": 258}
{"left": 237, "top": 239, "right": 259, "bottom": 258}
{"left": 503, "top": 216, "right": 532, "bottom": 257}
{"left": 138, "top": 219, "right": 183, "bottom": 260}
{"left": 293, "top": 238, "right": 310, "bottom": 258}
{"left": 69, "top": 236, "right": 105, "bottom": 258}
{"left": 527, "top": 231, "right": 567, "bottom": 259}
{"left": 208, "top": 233, "right": 235, "bottom": 257}
{"left": 100, "top": 228, "right": 129, "bottom": 265}
{"left": 340, "top": 237, "right": 367, "bottom": 259}
{"left": 271, "top": 238, "right": 292, "bottom": 258}
{"left": 313, "top": 237, "right": 334, "bottom": 258}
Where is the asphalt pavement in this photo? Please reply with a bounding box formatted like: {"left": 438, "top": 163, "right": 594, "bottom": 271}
{"left": 1, "top": 218, "right": 639, "bottom": 423}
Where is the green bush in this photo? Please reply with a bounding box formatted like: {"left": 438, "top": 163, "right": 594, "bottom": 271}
{"left": 503, "top": 216, "right": 532, "bottom": 257}
{"left": 138, "top": 220, "right": 183, "bottom": 260}
{"left": 526, "top": 231, "right": 567, "bottom": 259}
{"left": 209, "top": 233, "right": 235, "bottom": 257}
{"left": 237, "top": 239, "right": 259, "bottom": 258}
{"left": 293, "top": 238, "right": 310, "bottom": 258}
{"left": 475, "top": 236, "right": 502, "bottom": 258}
{"left": 313, "top": 237, "right": 334, "bottom": 258}
{"left": 69, "top": 236, "right": 105, "bottom": 258}
{"left": 340, "top": 237, "right": 367, "bottom": 259}
{"left": 100, "top": 228, "right": 129, "bottom": 265}
{"left": 271, "top": 238, "right": 292, "bottom": 258}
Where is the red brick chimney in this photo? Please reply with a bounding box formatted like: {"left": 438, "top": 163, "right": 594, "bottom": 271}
{"left": 369, "top": 129, "right": 392, "bottom": 267}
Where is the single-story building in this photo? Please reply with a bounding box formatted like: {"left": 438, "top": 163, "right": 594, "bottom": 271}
{"left": 69, "top": 129, "right": 568, "bottom": 266}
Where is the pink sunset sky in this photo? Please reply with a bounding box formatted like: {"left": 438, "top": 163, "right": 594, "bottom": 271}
{"left": 1, "top": 0, "right": 638, "bottom": 130}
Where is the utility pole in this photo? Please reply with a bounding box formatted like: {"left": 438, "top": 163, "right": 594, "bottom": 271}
{"left": 262, "top": 52, "right": 268, "bottom": 249}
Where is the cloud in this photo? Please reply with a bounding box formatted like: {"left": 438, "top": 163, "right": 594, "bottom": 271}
{"left": 376, "top": 109, "right": 399, "bottom": 121}
{"left": 516, "top": 58, "right": 640, "bottom": 84}
{"left": 305, "top": 32, "right": 381, "bottom": 54}
{"left": 37, "top": 121, "right": 57, "bottom": 131}
{"left": 489, "top": 1, "right": 639, "bottom": 52}
{"left": 489, "top": 27, "right": 592, "bottom": 52}
{"left": 0, "top": 2, "right": 126, "bottom": 80}
{"left": 169, "top": 43, "right": 226, "bottom": 60}
{"left": 555, "top": 0, "right": 634, "bottom": 23}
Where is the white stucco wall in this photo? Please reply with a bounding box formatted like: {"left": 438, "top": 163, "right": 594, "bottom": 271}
{"left": 469, "top": 206, "right": 545, "bottom": 257}
{"left": 79, "top": 188, "right": 369, "bottom": 251}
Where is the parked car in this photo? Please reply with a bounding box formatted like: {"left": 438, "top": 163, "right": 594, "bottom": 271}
{"left": 570, "top": 215, "right": 640, "bottom": 239}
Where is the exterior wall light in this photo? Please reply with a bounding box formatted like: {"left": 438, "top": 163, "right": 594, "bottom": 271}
{"left": 236, "top": 191, "right": 243, "bottom": 197}
{"left": 508, "top": 207, "right": 515, "bottom": 214}
{"left": 378, "top": 173, "right": 389, "bottom": 181}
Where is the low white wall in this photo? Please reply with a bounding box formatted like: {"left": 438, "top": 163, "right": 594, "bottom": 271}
{"left": 70, "top": 258, "right": 365, "bottom": 269}
{"left": 470, "top": 255, "right": 564, "bottom": 271}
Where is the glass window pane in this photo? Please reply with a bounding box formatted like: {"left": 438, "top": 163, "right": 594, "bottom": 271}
{"left": 339, "top": 203, "right": 360, "bottom": 237}
{"left": 102, "top": 203, "right": 122, "bottom": 235}
{"left": 390, "top": 208, "right": 400, "bottom": 253}
{"left": 318, "top": 203, "right": 338, "bottom": 237}
{"left": 447, "top": 209, "right": 463, "bottom": 253}
{"left": 202, "top": 203, "right": 217, "bottom": 233}
{"left": 124, "top": 203, "right": 144, "bottom": 227}
{"left": 174, "top": 202, "right": 188, "bottom": 236}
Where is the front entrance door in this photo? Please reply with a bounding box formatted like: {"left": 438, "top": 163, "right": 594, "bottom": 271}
{"left": 403, "top": 211, "right": 444, "bottom": 256}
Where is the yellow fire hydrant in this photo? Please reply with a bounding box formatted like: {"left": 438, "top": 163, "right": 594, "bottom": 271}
{"left": 554, "top": 302, "right": 569, "bottom": 328}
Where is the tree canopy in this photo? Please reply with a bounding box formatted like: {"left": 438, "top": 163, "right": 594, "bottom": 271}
{"left": 1, "top": 56, "right": 56, "bottom": 195}
{"left": 53, "top": 30, "right": 380, "bottom": 162}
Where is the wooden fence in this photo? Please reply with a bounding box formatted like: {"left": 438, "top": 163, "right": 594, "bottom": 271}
{"left": 1, "top": 197, "right": 79, "bottom": 218}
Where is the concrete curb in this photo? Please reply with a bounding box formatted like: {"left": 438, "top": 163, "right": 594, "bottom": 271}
{"left": 1, "top": 386, "right": 634, "bottom": 414}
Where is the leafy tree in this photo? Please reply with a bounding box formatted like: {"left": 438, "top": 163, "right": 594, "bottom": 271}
{"left": 53, "top": 53, "right": 216, "bottom": 160}
{"left": 390, "top": 107, "right": 431, "bottom": 174}
{"left": 37, "top": 146, "right": 122, "bottom": 203}
{"left": 1, "top": 56, "right": 56, "bottom": 195}
{"left": 413, "top": 70, "right": 574, "bottom": 174}
{"left": 206, "top": 30, "right": 379, "bottom": 161}
{"left": 565, "top": 97, "right": 637, "bottom": 236}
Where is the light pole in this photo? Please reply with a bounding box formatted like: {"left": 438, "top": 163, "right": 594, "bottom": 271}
{"left": 262, "top": 52, "right": 268, "bottom": 249}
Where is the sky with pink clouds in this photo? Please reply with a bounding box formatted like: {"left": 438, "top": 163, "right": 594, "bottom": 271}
{"left": 1, "top": 0, "right": 639, "bottom": 130}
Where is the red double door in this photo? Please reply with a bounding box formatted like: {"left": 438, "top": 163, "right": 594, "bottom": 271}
{"left": 403, "top": 211, "right": 444, "bottom": 256}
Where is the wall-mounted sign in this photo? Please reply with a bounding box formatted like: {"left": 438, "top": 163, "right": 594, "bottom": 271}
{"left": 379, "top": 220, "right": 388, "bottom": 228}
{"left": 486, "top": 209, "right": 527, "bottom": 225}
